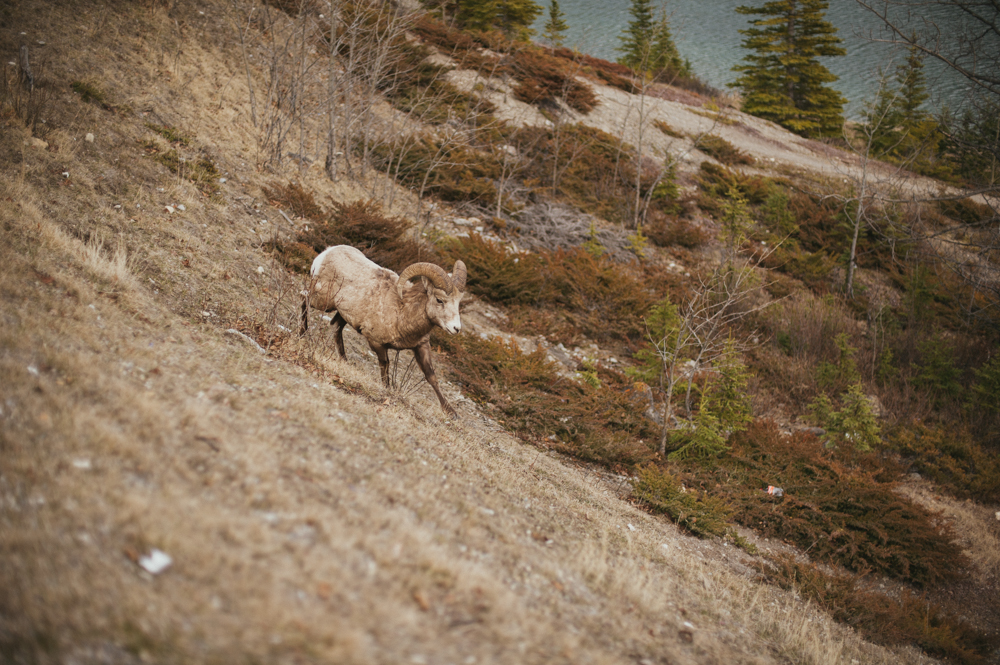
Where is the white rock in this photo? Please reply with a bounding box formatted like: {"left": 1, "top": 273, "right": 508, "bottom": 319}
{"left": 85, "top": 133, "right": 94, "bottom": 143}
{"left": 256, "top": 266, "right": 265, "bottom": 274}
{"left": 138, "top": 548, "right": 173, "bottom": 575}
{"left": 164, "top": 205, "right": 175, "bottom": 214}
{"left": 176, "top": 204, "right": 186, "bottom": 211}
{"left": 72, "top": 458, "right": 92, "bottom": 470}
{"left": 218, "top": 177, "right": 227, "bottom": 183}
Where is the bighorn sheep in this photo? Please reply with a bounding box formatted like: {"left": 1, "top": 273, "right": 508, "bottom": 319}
{"left": 300, "top": 245, "right": 467, "bottom": 417}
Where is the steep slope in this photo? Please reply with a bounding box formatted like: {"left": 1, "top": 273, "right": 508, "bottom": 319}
{"left": 0, "top": 1, "right": 992, "bottom": 664}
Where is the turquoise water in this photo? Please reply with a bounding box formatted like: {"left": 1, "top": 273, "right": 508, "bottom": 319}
{"left": 535, "top": 0, "right": 985, "bottom": 118}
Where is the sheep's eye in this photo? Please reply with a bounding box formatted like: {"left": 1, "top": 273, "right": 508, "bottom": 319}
{"left": 436, "top": 298, "right": 444, "bottom": 304}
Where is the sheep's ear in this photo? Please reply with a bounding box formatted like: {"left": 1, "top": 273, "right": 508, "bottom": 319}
{"left": 419, "top": 276, "right": 430, "bottom": 293}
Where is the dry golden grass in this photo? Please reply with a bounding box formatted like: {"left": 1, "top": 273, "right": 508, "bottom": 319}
{"left": 0, "top": 1, "right": 993, "bottom": 664}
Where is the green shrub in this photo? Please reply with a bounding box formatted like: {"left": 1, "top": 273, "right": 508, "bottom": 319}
{"left": 913, "top": 335, "right": 964, "bottom": 405}
{"left": 71, "top": 80, "right": 110, "bottom": 108}
{"left": 696, "top": 134, "right": 754, "bottom": 166}
{"left": 149, "top": 149, "right": 220, "bottom": 195}
{"left": 697, "top": 162, "right": 770, "bottom": 212}
{"left": 815, "top": 332, "right": 860, "bottom": 392}
{"left": 632, "top": 464, "right": 731, "bottom": 537}
{"left": 653, "top": 119, "right": 684, "bottom": 138}
{"left": 808, "top": 383, "right": 881, "bottom": 452}
{"left": 145, "top": 123, "right": 189, "bottom": 146}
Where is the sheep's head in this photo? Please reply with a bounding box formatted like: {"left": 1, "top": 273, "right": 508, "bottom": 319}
{"left": 397, "top": 260, "right": 467, "bottom": 334}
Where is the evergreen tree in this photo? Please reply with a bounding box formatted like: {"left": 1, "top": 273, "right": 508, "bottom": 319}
{"left": 648, "top": 8, "right": 686, "bottom": 75}
{"left": 542, "top": 0, "right": 568, "bottom": 49}
{"left": 456, "top": 0, "right": 542, "bottom": 40}
{"left": 865, "top": 41, "right": 935, "bottom": 159}
{"left": 730, "top": 0, "right": 846, "bottom": 137}
{"left": 617, "top": 0, "right": 656, "bottom": 70}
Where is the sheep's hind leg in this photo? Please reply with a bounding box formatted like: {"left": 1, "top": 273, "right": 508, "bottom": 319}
{"left": 299, "top": 297, "right": 309, "bottom": 336}
{"left": 330, "top": 312, "right": 347, "bottom": 359}
{"left": 415, "top": 341, "right": 456, "bottom": 418}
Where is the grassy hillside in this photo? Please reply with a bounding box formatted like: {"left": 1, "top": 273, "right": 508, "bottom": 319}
{"left": 1, "top": 1, "right": 998, "bottom": 663}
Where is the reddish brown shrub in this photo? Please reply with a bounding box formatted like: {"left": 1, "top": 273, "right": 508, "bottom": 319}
{"left": 263, "top": 181, "right": 325, "bottom": 222}
{"left": 509, "top": 48, "right": 598, "bottom": 113}
{"left": 762, "top": 555, "right": 997, "bottom": 664}
{"left": 646, "top": 216, "right": 710, "bottom": 249}
{"left": 690, "top": 420, "right": 966, "bottom": 587}
{"left": 295, "top": 199, "right": 429, "bottom": 273}
{"left": 435, "top": 332, "right": 657, "bottom": 468}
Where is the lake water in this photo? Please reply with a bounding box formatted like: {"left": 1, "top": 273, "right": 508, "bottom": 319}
{"left": 535, "top": 0, "right": 987, "bottom": 118}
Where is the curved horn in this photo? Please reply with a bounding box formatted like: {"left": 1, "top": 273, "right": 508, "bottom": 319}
{"left": 451, "top": 260, "right": 467, "bottom": 292}
{"left": 397, "top": 262, "right": 453, "bottom": 299}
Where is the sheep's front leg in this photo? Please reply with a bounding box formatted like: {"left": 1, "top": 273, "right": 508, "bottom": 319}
{"left": 414, "top": 340, "right": 457, "bottom": 418}
{"left": 371, "top": 344, "right": 391, "bottom": 386}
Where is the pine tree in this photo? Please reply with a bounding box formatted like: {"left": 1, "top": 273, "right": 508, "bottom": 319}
{"left": 648, "top": 8, "right": 686, "bottom": 75}
{"left": 730, "top": 0, "right": 846, "bottom": 137}
{"left": 865, "top": 42, "right": 939, "bottom": 164}
{"left": 617, "top": 0, "right": 656, "bottom": 70}
{"left": 542, "top": 0, "right": 568, "bottom": 49}
{"left": 456, "top": 0, "right": 542, "bottom": 40}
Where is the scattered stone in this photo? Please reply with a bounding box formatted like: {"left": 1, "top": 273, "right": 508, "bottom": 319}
{"left": 137, "top": 548, "right": 172, "bottom": 575}
{"left": 176, "top": 204, "right": 186, "bottom": 211}
{"left": 84, "top": 133, "right": 94, "bottom": 143}
{"left": 72, "top": 458, "right": 92, "bottom": 470}
{"left": 164, "top": 205, "right": 175, "bottom": 214}
{"left": 25, "top": 137, "right": 48, "bottom": 150}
